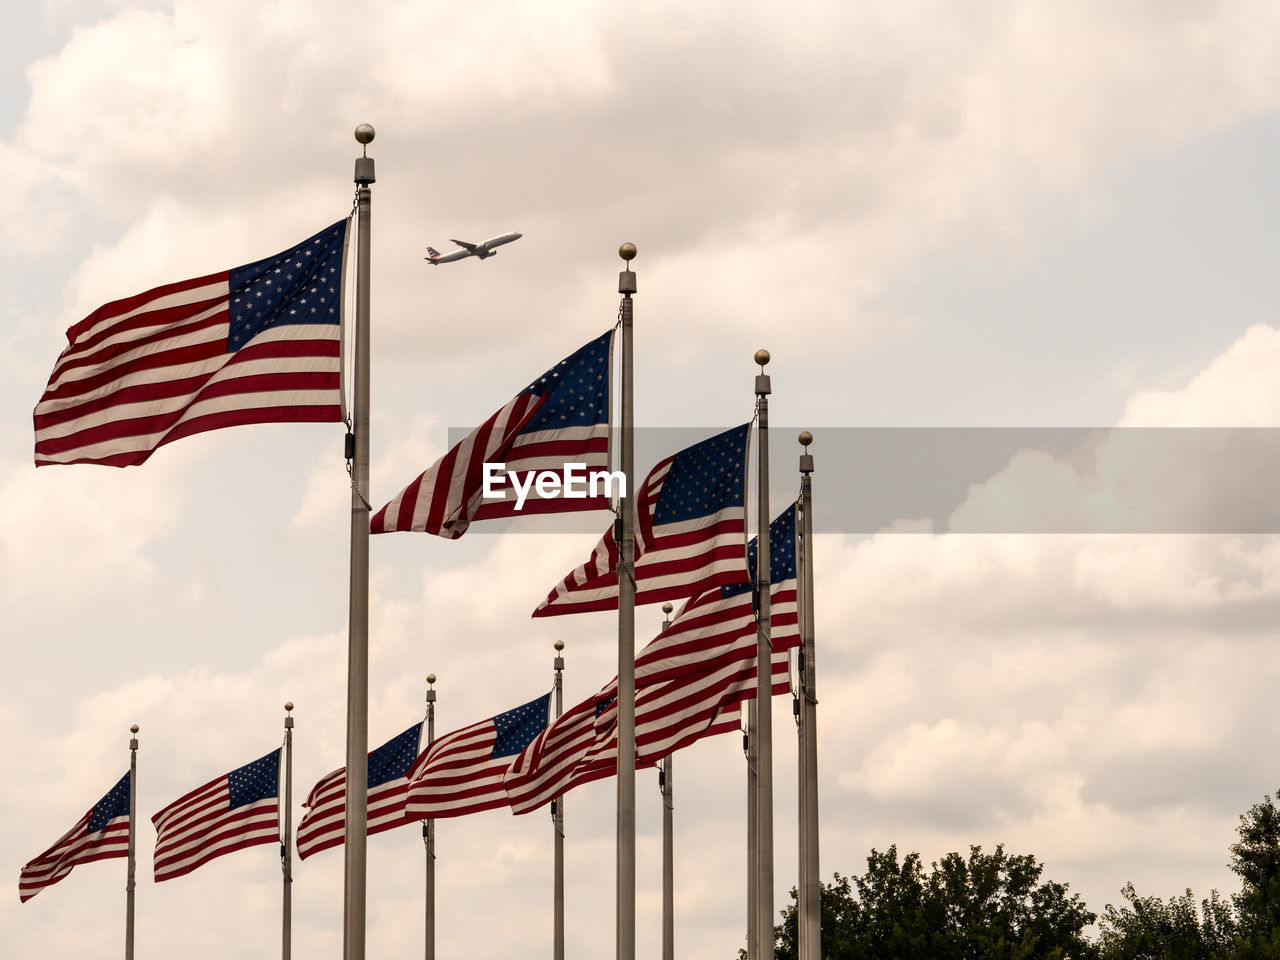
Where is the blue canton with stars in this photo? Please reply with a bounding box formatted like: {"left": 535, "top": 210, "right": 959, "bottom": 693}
{"left": 226, "top": 219, "right": 346, "bottom": 353}
{"left": 368, "top": 724, "right": 423, "bottom": 788}
{"left": 518, "top": 330, "right": 612, "bottom": 432}
{"left": 594, "top": 694, "right": 616, "bottom": 719}
{"left": 653, "top": 423, "right": 749, "bottom": 527}
{"left": 227, "top": 749, "right": 280, "bottom": 810}
{"left": 723, "top": 502, "right": 798, "bottom": 599}
{"left": 88, "top": 771, "right": 131, "bottom": 833}
{"left": 491, "top": 693, "right": 551, "bottom": 759}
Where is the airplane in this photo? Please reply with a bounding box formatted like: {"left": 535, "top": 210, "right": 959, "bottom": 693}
{"left": 424, "top": 231, "right": 523, "bottom": 264}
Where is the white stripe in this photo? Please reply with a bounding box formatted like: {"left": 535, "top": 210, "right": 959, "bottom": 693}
{"left": 63, "top": 278, "right": 229, "bottom": 361}
{"left": 40, "top": 386, "right": 340, "bottom": 464}
{"left": 36, "top": 354, "right": 341, "bottom": 442}
{"left": 42, "top": 314, "right": 230, "bottom": 402}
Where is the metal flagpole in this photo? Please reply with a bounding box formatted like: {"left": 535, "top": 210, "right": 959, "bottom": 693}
{"left": 126, "top": 724, "right": 138, "bottom": 960}
{"left": 659, "top": 603, "right": 675, "bottom": 960}
{"left": 753, "top": 349, "right": 775, "bottom": 959}
{"left": 797, "top": 432, "right": 820, "bottom": 960}
{"left": 424, "top": 675, "right": 437, "bottom": 960}
{"left": 553, "top": 641, "right": 566, "bottom": 960}
{"left": 344, "top": 122, "right": 375, "bottom": 960}
{"left": 617, "top": 242, "right": 637, "bottom": 960}
{"left": 745, "top": 703, "right": 758, "bottom": 960}
{"left": 283, "top": 702, "right": 295, "bottom": 960}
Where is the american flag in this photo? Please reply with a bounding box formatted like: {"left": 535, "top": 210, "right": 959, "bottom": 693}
{"left": 152, "top": 748, "right": 280, "bottom": 882}
{"left": 34, "top": 220, "right": 348, "bottom": 467}
{"left": 371, "top": 330, "right": 613, "bottom": 538}
{"left": 638, "top": 503, "right": 801, "bottom": 758}
{"left": 505, "top": 505, "right": 800, "bottom": 811}
{"left": 295, "top": 722, "right": 423, "bottom": 860}
{"left": 18, "top": 771, "right": 131, "bottom": 903}
{"left": 532, "top": 423, "right": 751, "bottom": 617}
{"left": 503, "top": 690, "right": 625, "bottom": 815}
{"left": 405, "top": 694, "right": 550, "bottom": 818}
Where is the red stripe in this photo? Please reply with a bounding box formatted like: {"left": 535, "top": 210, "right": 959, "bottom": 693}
{"left": 61, "top": 271, "right": 227, "bottom": 348}
{"left": 52, "top": 283, "right": 227, "bottom": 378}
{"left": 39, "top": 329, "right": 229, "bottom": 407}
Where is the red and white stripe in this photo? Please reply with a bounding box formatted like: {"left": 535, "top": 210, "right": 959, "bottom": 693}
{"left": 18, "top": 808, "right": 130, "bottom": 902}
{"left": 151, "top": 773, "right": 279, "bottom": 883}
{"left": 505, "top": 578, "right": 798, "bottom": 813}
{"left": 532, "top": 454, "right": 748, "bottom": 617}
{"left": 295, "top": 767, "right": 416, "bottom": 861}
{"left": 34, "top": 273, "right": 342, "bottom": 468}
{"left": 404, "top": 717, "right": 515, "bottom": 819}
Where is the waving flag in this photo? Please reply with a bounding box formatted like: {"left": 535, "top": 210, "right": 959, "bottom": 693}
{"left": 152, "top": 748, "right": 280, "bottom": 882}
{"left": 19, "top": 771, "right": 131, "bottom": 902}
{"left": 503, "top": 690, "right": 623, "bottom": 814}
{"left": 34, "top": 220, "right": 348, "bottom": 467}
{"left": 405, "top": 694, "right": 550, "bottom": 818}
{"left": 637, "top": 503, "right": 801, "bottom": 759}
{"left": 296, "top": 722, "right": 423, "bottom": 860}
{"left": 506, "top": 505, "right": 800, "bottom": 812}
{"left": 372, "top": 330, "right": 614, "bottom": 538}
{"left": 533, "top": 423, "right": 751, "bottom": 617}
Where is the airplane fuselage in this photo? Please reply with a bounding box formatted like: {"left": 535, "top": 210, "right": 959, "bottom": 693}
{"left": 425, "top": 231, "right": 523, "bottom": 264}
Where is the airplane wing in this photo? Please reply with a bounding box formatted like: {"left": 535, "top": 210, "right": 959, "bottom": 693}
{"left": 450, "top": 239, "right": 479, "bottom": 252}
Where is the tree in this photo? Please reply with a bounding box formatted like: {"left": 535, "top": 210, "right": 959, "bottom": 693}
{"left": 1096, "top": 883, "right": 1237, "bottom": 960}
{"left": 763, "top": 844, "right": 1097, "bottom": 960}
{"left": 1231, "top": 792, "right": 1280, "bottom": 960}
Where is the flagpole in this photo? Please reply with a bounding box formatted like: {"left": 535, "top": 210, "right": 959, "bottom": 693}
{"left": 283, "top": 702, "right": 295, "bottom": 960}
{"left": 745, "top": 702, "right": 757, "bottom": 960}
{"left": 797, "top": 432, "right": 820, "bottom": 960}
{"left": 424, "top": 675, "right": 436, "bottom": 960}
{"left": 344, "top": 121, "right": 375, "bottom": 960}
{"left": 553, "top": 641, "right": 566, "bottom": 960}
{"left": 753, "top": 349, "right": 774, "bottom": 959}
{"left": 617, "top": 242, "right": 637, "bottom": 960}
{"left": 659, "top": 603, "right": 674, "bottom": 960}
{"left": 126, "top": 723, "right": 138, "bottom": 960}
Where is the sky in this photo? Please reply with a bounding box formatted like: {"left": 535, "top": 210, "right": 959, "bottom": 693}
{"left": 5, "top": 1, "right": 1280, "bottom": 957}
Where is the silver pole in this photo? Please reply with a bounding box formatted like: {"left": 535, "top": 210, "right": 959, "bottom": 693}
{"left": 659, "top": 604, "right": 674, "bottom": 960}
{"left": 126, "top": 724, "right": 138, "bottom": 960}
{"left": 617, "top": 243, "right": 637, "bottom": 960}
{"left": 745, "top": 702, "right": 758, "bottom": 960}
{"left": 796, "top": 491, "right": 809, "bottom": 960}
{"left": 753, "top": 350, "right": 775, "bottom": 959}
{"left": 344, "top": 122, "right": 375, "bottom": 960}
{"left": 425, "top": 675, "right": 437, "bottom": 960}
{"left": 283, "top": 703, "right": 295, "bottom": 960}
{"left": 797, "top": 433, "right": 820, "bottom": 960}
{"left": 553, "top": 641, "right": 566, "bottom": 960}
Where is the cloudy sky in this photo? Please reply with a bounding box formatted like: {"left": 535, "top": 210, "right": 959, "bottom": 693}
{"left": 6, "top": 1, "right": 1280, "bottom": 957}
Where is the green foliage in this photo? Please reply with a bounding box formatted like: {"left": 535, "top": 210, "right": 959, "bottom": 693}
{"left": 1096, "top": 884, "right": 1237, "bottom": 960}
{"left": 747, "top": 789, "right": 1280, "bottom": 960}
{"left": 765, "top": 844, "right": 1096, "bottom": 960}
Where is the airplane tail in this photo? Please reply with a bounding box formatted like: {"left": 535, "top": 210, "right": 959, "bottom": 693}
{"left": 425, "top": 246, "right": 442, "bottom": 263}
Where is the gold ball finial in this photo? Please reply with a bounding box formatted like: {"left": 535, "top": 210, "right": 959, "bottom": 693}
{"left": 427, "top": 673, "right": 437, "bottom": 686}
{"left": 130, "top": 724, "right": 139, "bottom": 734}
{"left": 354, "top": 123, "right": 375, "bottom": 145}
{"left": 554, "top": 640, "right": 565, "bottom": 651}
{"left": 662, "top": 602, "right": 673, "bottom": 614}
{"left": 799, "top": 431, "right": 813, "bottom": 447}
{"left": 284, "top": 701, "right": 294, "bottom": 713}
{"left": 755, "top": 348, "right": 771, "bottom": 367}
{"left": 619, "top": 242, "right": 637, "bottom": 262}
